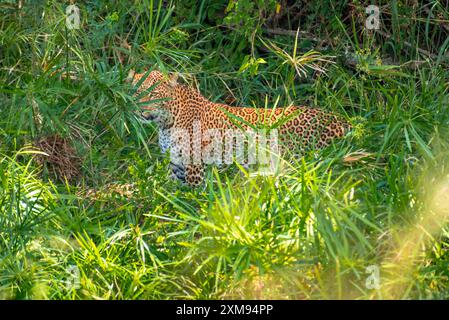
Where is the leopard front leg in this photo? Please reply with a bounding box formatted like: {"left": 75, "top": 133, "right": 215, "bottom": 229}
{"left": 165, "top": 127, "right": 205, "bottom": 187}
{"left": 168, "top": 163, "right": 204, "bottom": 187}
{"left": 185, "top": 164, "right": 205, "bottom": 187}
{"left": 169, "top": 161, "right": 186, "bottom": 183}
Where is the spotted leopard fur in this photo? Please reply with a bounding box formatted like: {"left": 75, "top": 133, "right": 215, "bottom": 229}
{"left": 129, "top": 69, "right": 350, "bottom": 186}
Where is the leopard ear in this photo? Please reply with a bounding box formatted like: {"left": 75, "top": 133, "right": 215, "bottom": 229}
{"left": 168, "top": 72, "right": 179, "bottom": 87}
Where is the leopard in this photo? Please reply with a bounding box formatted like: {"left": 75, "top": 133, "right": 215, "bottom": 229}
{"left": 128, "top": 68, "right": 350, "bottom": 187}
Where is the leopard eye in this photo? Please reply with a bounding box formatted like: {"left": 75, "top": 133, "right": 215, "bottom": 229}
{"left": 140, "top": 111, "right": 155, "bottom": 121}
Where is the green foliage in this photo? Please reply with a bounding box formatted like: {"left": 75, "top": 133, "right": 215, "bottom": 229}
{"left": 238, "top": 55, "right": 266, "bottom": 76}
{"left": 224, "top": 0, "right": 277, "bottom": 37}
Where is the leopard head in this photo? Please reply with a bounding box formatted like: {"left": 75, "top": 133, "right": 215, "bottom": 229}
{"left": 128, "top": 69, "right": 179, "bottom": 125}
